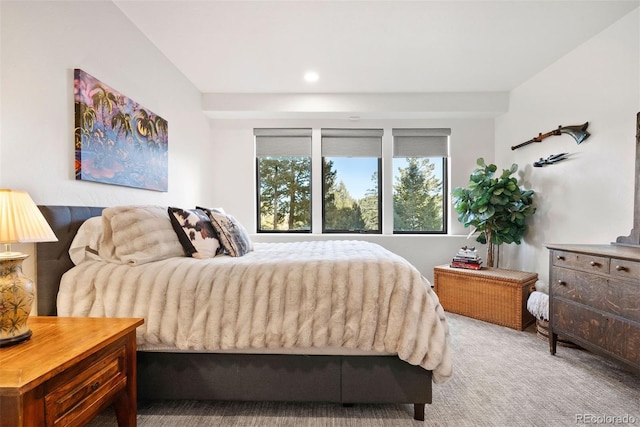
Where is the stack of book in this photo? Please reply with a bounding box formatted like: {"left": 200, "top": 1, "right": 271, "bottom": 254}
{"left": 450, "top": 246, "right": 483, "bottom": 270}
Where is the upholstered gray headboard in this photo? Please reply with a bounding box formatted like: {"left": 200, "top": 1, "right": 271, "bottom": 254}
{"left": 36, "top": 206, "right": 104, "bottom": 316}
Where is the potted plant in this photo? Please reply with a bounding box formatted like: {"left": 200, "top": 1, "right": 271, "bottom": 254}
{"left": 452, "top": 158, "right": 536, "bottom": 267}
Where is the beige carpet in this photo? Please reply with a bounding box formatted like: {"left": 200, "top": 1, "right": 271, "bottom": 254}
{"left": 89, "top": 313, "right": 640, "bottom": 426}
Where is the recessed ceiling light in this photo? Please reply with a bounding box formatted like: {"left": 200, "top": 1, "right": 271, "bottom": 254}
{"left": 304, "top": 71, "right": 319, "bottom": 83}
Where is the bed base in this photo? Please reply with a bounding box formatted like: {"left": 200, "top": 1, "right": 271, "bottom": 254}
{"left": 137, "top": 352, "right": 430, "bottom": 420}
{"left": 36, "top": 205, "right": 432, "bottom": 420}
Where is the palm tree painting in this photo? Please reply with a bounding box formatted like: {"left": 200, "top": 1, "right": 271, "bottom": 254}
{"left": 74, "top": 69, "right": 168, "bottom": 191}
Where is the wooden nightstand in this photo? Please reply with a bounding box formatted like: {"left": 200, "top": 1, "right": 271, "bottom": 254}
{"left": 0, "top": 316, "right": 143, "bottom": 427}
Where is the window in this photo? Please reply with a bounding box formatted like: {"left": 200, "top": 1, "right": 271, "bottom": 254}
{"left": 321, "top": 129, "right": 382, "bottom": 233}
{"left": 255, "top": 128, "right": 311, "bottom": 232}
{"left": 255, "top": 127, "right": 450, "bottom": 235}
{"left": 392, "top": 128, "right": 450, "bottom": 234}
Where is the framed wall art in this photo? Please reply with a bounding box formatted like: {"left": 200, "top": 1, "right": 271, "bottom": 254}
{"left": 74, "top": 69, "right": 168, "bottom": 191}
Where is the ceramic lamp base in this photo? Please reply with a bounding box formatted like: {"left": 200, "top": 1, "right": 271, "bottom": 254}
{"left": 0, "top": 253, "right": 34, "bottom": 347}
{"left": 0, "top": 329, "right": 32, "bottom": 347}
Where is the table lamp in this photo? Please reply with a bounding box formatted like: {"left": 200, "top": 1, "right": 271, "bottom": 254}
{"left": 0, "top": 189, "right": 57, "bottom": 347}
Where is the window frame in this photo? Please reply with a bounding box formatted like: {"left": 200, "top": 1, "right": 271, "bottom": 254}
{"left": 321, "top": 156, "right": 382, "bottom": 234}
{"left": 320, "top": 128, "right": 383, "bottom": 234}
{"left": 255, "top": 128, "right": 312, "bottom": 233}
{"left": 392, "top": 156, "right": 448, "bottom": 235}
{"left": 254, "top": 127, "right": 451, "bottom": 235}
{"left": 255, "top": 157, "right": 312, "bottom": 233}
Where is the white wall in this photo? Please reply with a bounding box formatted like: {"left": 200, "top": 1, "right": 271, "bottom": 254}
{"left": 0, "top": 1, "right": 211, "bottom": 207}
{"left": 209, "top": 117, "right": 496, "bottom": 282}
{"left": 2, "top": 2, "right": 637, "bottom": 289}
{"left": 0, "top": 1, "right": 213, "bottom": 308}
{"left": 495, "top": 9, "right": 640, "bottom": 283}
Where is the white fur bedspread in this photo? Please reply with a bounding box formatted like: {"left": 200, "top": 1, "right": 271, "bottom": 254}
{"left": 58, "top": 240, "right": 452, "bottom": 382}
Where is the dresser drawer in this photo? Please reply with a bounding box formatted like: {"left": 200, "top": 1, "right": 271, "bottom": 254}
{"left": 45, "top": 345, "right": 127, "bottom": 426}
{"left": 606, "top": 318, "right": 640, "bottom": 366}
{"left": 550, "top": 267, "right": 608, "bottom": 312}
{"left": 607, "top": 279, "right": 640, "bottom": 323}
{"left": 553, "top": 299, "right": 640, "bottom": 366}
{"left": 610, "top": 258, "right": 640, "bottom": 282}
{"left": 552, "top": 250, "right": 609, "bottom": 274}
{"left": 552, "top": 299, "right": 607, "bottom": 348}
{"left": 552, "top": 267, "right": 640, "bottom": 322}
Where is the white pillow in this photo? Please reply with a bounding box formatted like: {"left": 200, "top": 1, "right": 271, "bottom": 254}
{"left": 69, "top": 216, "right": 103, "bottom": 265}
{"left": 99, "top": 205, "right": 185, "bottom": 265}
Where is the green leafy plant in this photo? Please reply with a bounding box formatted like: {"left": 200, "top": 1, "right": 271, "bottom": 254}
{"left": 452, "top": 158, "right": 536, "bottom": 267}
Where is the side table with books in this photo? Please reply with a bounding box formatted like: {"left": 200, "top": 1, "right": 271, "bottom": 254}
{"left": 433, "top": 264, "right": 537, "bottom": 330}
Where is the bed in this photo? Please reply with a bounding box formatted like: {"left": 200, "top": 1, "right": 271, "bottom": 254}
{"left": 36, "top": 205, "right": 452, "bottom": 420}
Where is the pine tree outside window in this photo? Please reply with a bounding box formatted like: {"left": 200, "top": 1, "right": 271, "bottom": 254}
{"left": 321, "top": 128, "right": 382, "bottom": 233}
{"left": 255, "top": 128, "right": 312, "bottom": 232}
{"left": 392, "top": 128, "right": 450, "bottom": 234}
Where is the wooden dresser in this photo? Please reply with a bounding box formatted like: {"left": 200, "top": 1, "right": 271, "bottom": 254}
{"left": 546, "top": 244, "right": 640, "bottom": 373}
{"left": 0, "top": 316, "right": 143, "bottom": 427}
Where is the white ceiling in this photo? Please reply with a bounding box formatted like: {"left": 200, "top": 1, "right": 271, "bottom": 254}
{"left": 114, "top": 0, "right": 639, "bottom": 95}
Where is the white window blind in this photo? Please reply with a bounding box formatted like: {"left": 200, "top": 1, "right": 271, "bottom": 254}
{"left": 392, "top": 128, "right": 451, "bottom": 158}
{"left": 321, "top": 128, "right": 383, "bottom": 157}
{"left": 255, "top": 128, "right": 312, "bottom": 157}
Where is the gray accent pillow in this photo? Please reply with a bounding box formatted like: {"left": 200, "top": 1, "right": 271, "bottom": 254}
{"left": 200, "top": 208, "right": 252, "bottom": 257}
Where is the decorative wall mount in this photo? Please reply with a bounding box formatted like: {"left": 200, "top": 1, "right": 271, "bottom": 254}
{"left": 74, "top": 69, "right": 168, "bottom": 191}
{"left": 511, "top": 122, "right": 590, "bottom": 151}
{"left": 533, "top": 153, "right": 569, "bottom": 167}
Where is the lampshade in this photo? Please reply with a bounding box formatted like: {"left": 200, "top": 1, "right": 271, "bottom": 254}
{"left": 0, "top": 189, "right": 57, "bottom": 347}
{"left": 0, "top": 189, "right": 57, "bottom": 245}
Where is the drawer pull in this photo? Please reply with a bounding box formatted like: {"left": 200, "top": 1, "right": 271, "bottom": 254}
{"left": 557, "top": 280, "right": 566, "bottom": 286}
{"left": 556, "top": 255, "right": 565, "bottom": 260}
{"left": 615, "top": 265, "right": 627, "bottom": 272}
{"left": 589, "top": 261, "right": 599, "bottom": 267}
{"left": 91, "top": 381, "right": 100, "bottom": 391}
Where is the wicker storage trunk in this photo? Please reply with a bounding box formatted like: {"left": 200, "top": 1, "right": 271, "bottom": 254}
{"left": 433, "top": 264, "right": 537, "bottom": 330}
